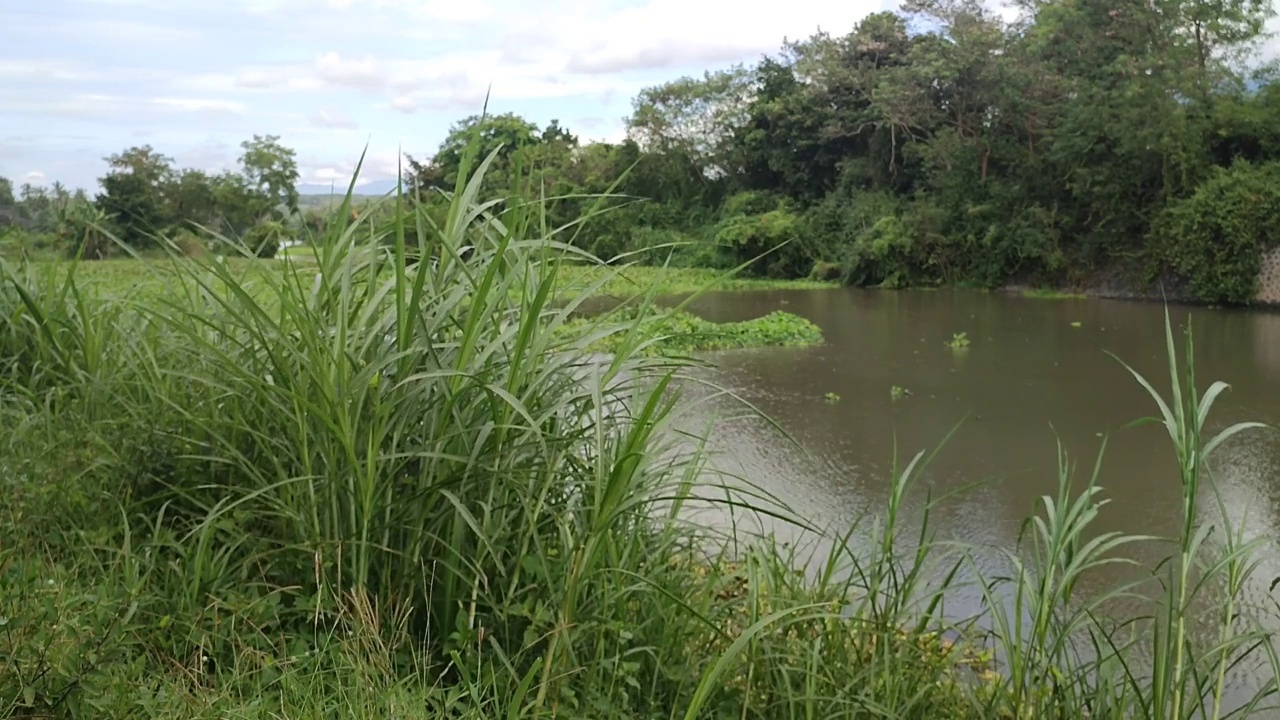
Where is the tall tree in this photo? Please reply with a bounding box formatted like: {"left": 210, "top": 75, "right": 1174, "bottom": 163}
{"left": 96, "top": 145, "right": 176, "bottom": 248}
{"left": 238, "top": 134, "right": 300, "bottom": 219}
{"left": 626, "top": 66, "right": 752, "bottom": 178}
{"left": 409, "top": 113, "right": 543, "bottom": 192}
{"left": 0, "top": 177, "right": 15, "bottom": 227}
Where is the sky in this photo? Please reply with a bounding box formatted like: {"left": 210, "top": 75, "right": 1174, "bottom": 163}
{"left": 1, "top": 0, "right": 895, "bottom": 194}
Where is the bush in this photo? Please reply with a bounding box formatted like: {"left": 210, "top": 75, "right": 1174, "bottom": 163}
{"left": 172, "top": 231, "right": 207, "bottom": 257}
{"left": 714, "top": 206, "right": 808, "bottom": 277}
{"left": 1154, "top": 160, "right": 1280, "bottom": 304}
{"left": 243, "top": 220, "right": 286, "bottom": 258}
{"left": 842, "top": 214, "right": 916, "bottom": 287}
{"left": 804, "top": 191, "right": 905, "bottom": 281}
{"left": 809, "top": 260, "right": 843, "bottom": 281}
{"left": 721, "top": 190, "right": 782, "bottom": 217}
{"left": 0, "top": 229, "right": 61, "bottom": 260}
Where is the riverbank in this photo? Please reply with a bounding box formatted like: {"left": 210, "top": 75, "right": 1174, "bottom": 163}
{"left": 1002, "top": 248, "right": 1280, "bottom": 309}
{"left": 5, "top": 181, "right": 1278, "bottom": 718}
{"left": 0, "top": 225, "right": 977, "bottom": 719}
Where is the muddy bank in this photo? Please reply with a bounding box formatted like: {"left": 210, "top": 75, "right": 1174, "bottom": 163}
{"left": 1003, "top": 247, "right": 1280, "bottom": 310}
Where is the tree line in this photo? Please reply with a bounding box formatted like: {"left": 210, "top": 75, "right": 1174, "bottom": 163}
{"left": 0, "top": 135, "right": 302, "bottom": 259}
{"left": 408, "top": 0, "right": 1280, "bottom": 303}
{"left": 4, "top": 0, "right": 1279, "bottom": 302}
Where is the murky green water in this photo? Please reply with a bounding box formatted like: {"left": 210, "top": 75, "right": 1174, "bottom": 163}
{"left": 668, "top": 287, "right": 1280, "bottom": 704}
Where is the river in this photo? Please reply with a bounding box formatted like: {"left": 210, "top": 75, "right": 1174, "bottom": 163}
{"left": 662, "top": 286, "right": 1280, "bottom": 709}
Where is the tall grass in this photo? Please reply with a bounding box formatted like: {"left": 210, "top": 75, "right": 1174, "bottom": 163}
{"left": 3, "top": 132, "right": 1280, "bottom": 719}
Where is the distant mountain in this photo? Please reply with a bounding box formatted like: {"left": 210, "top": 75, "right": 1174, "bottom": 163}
{"left": 296, "top": 178, "right": 400, "bottom": 197}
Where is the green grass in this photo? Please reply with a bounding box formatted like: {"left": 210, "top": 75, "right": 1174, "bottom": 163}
{"left": 4, "top": 140, "right": 1280, "bottom": 719}
{"left": 17, "top": 251, "right": 832, "bottom": 328}
{"left": 567, "top": 307, "right": 823, "bottom": 355}
{"left": 15, "top": 247, "right": 830, "bottom": 355}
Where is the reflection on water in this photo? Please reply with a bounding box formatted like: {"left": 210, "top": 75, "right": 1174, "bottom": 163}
{"left": 664, "top": 287, "right": 1280, "bottom": 708}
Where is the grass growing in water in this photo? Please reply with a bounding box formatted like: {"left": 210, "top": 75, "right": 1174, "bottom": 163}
{"left": 3, "top": 137, "right": 1279, "bottom": 719}
{"left": 568, "top": 306, "right": 823, "bottom": 355}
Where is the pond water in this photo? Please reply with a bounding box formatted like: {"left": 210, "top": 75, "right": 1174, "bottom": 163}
{"left": 665, "top": 286, "right": 1280, "bottom": 706}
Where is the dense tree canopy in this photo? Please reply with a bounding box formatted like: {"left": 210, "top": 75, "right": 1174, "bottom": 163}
{"left": 394, "top": 0, "right": 1277, "bottom": 300}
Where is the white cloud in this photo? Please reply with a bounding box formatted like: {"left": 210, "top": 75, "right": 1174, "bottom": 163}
{"left": 315, "top": 52, "right": 383, "bottom": 90}
{"left": 21, "top": 171, "right": 46, "bottom": 185}
{"left": 153, "top": 97, "right": 248, "bottom": 114}
{"left": 0, "top": 59, "right": 99, "bottom": 82}
{"left": 312, "top": 107, "right": 358, "bottom": 128}
{"left": 557, "top": 0, "right": 882, "bottom": 74}
{"left": 171, "top": 139, "right": 239, "bottom": 175}
{"left": 297, "top": 150, "right": 401, "bottom": 186}
{"left": 389, "top": 95, "right": 419, "bottom": 113}
{"left": 327, "top": 0, "right": 494, "bottom": 23}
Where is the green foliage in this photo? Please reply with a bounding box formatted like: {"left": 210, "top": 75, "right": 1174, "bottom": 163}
{"left": 714, "top": 205, "right": 808, "bottom": 277}
{"left": 842, "top": 214, "right": 918, "bottom": 288}
{"left": 576, "top": 306, "right": 824, "bottom": 355}
{"left": 238, "top": 134, "right": 301, "bottom": 217}
{"left": 95, "top": 146, "right": 176, "bottom": 249}
{"left": 0, "top": 228, "right": 61, "bottom": 260}
{"left": 83, "top": 137, "right": 300, "bottom": 255}
{"left": 1154, "top": 160, "right": 1280, "bottom": 304}
{"left": 242, "top": 219, "right": 285, "bottom": 258}
{"left": 808, "top": 260, "right": 843, "bottom": 281}
{"left": 721, "top": 190, "right": 780, "bottom": 217}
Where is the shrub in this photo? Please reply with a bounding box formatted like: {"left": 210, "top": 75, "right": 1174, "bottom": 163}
{"left": 172, "top": 231, "right": 207, "bottom": 257}
{"left": 721, "top": 190, "right": 781, "bottom": 217}
{"left": 0, "top": 229, "right": 62, "bottom": 260}
{"left": 714, "top": 206, "right": 808, "bottom": 277}
{"left": 809, "top": 260, "right": 842, "bottom": 281}
{"left": 1153, "top": 160, "right": 1280, "bottom": 304}
{"left": 842, "top": 214, "right": 916, "bottom": 287}
{"left": 243, "top": 219, "right": 286, "bottom": 258}
{"left": 806, "top": 190, "right": 906, "bottom": 284}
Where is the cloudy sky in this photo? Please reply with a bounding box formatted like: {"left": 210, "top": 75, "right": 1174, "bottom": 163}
{"left": 2, "top": 0, "right": 895, "bottom": 193}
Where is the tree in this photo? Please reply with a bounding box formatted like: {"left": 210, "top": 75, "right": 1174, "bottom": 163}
{"left": 167, "top": 169, "right": 221, "bottom": 233}
{"left": 407, "top": 113, "right": 543, "bottom": 193}
{"left": 96, "top": 145, "right": 176, "bottom": 248}
{"left": 626, "top": 66, "right": 752, "bottom": 178}
{"left": 0, "top": 177, "right": 15, "bottom": 227}
{"left": 238, "top": 134, "right": 300, "bottom": 219}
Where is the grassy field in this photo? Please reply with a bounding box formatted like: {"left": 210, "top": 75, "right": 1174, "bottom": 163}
{"left": 14, "top": 251, "right": 839, "bottom": 300}
{"left": 4, "top": 155, "right": 1279, "bottom": 719}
